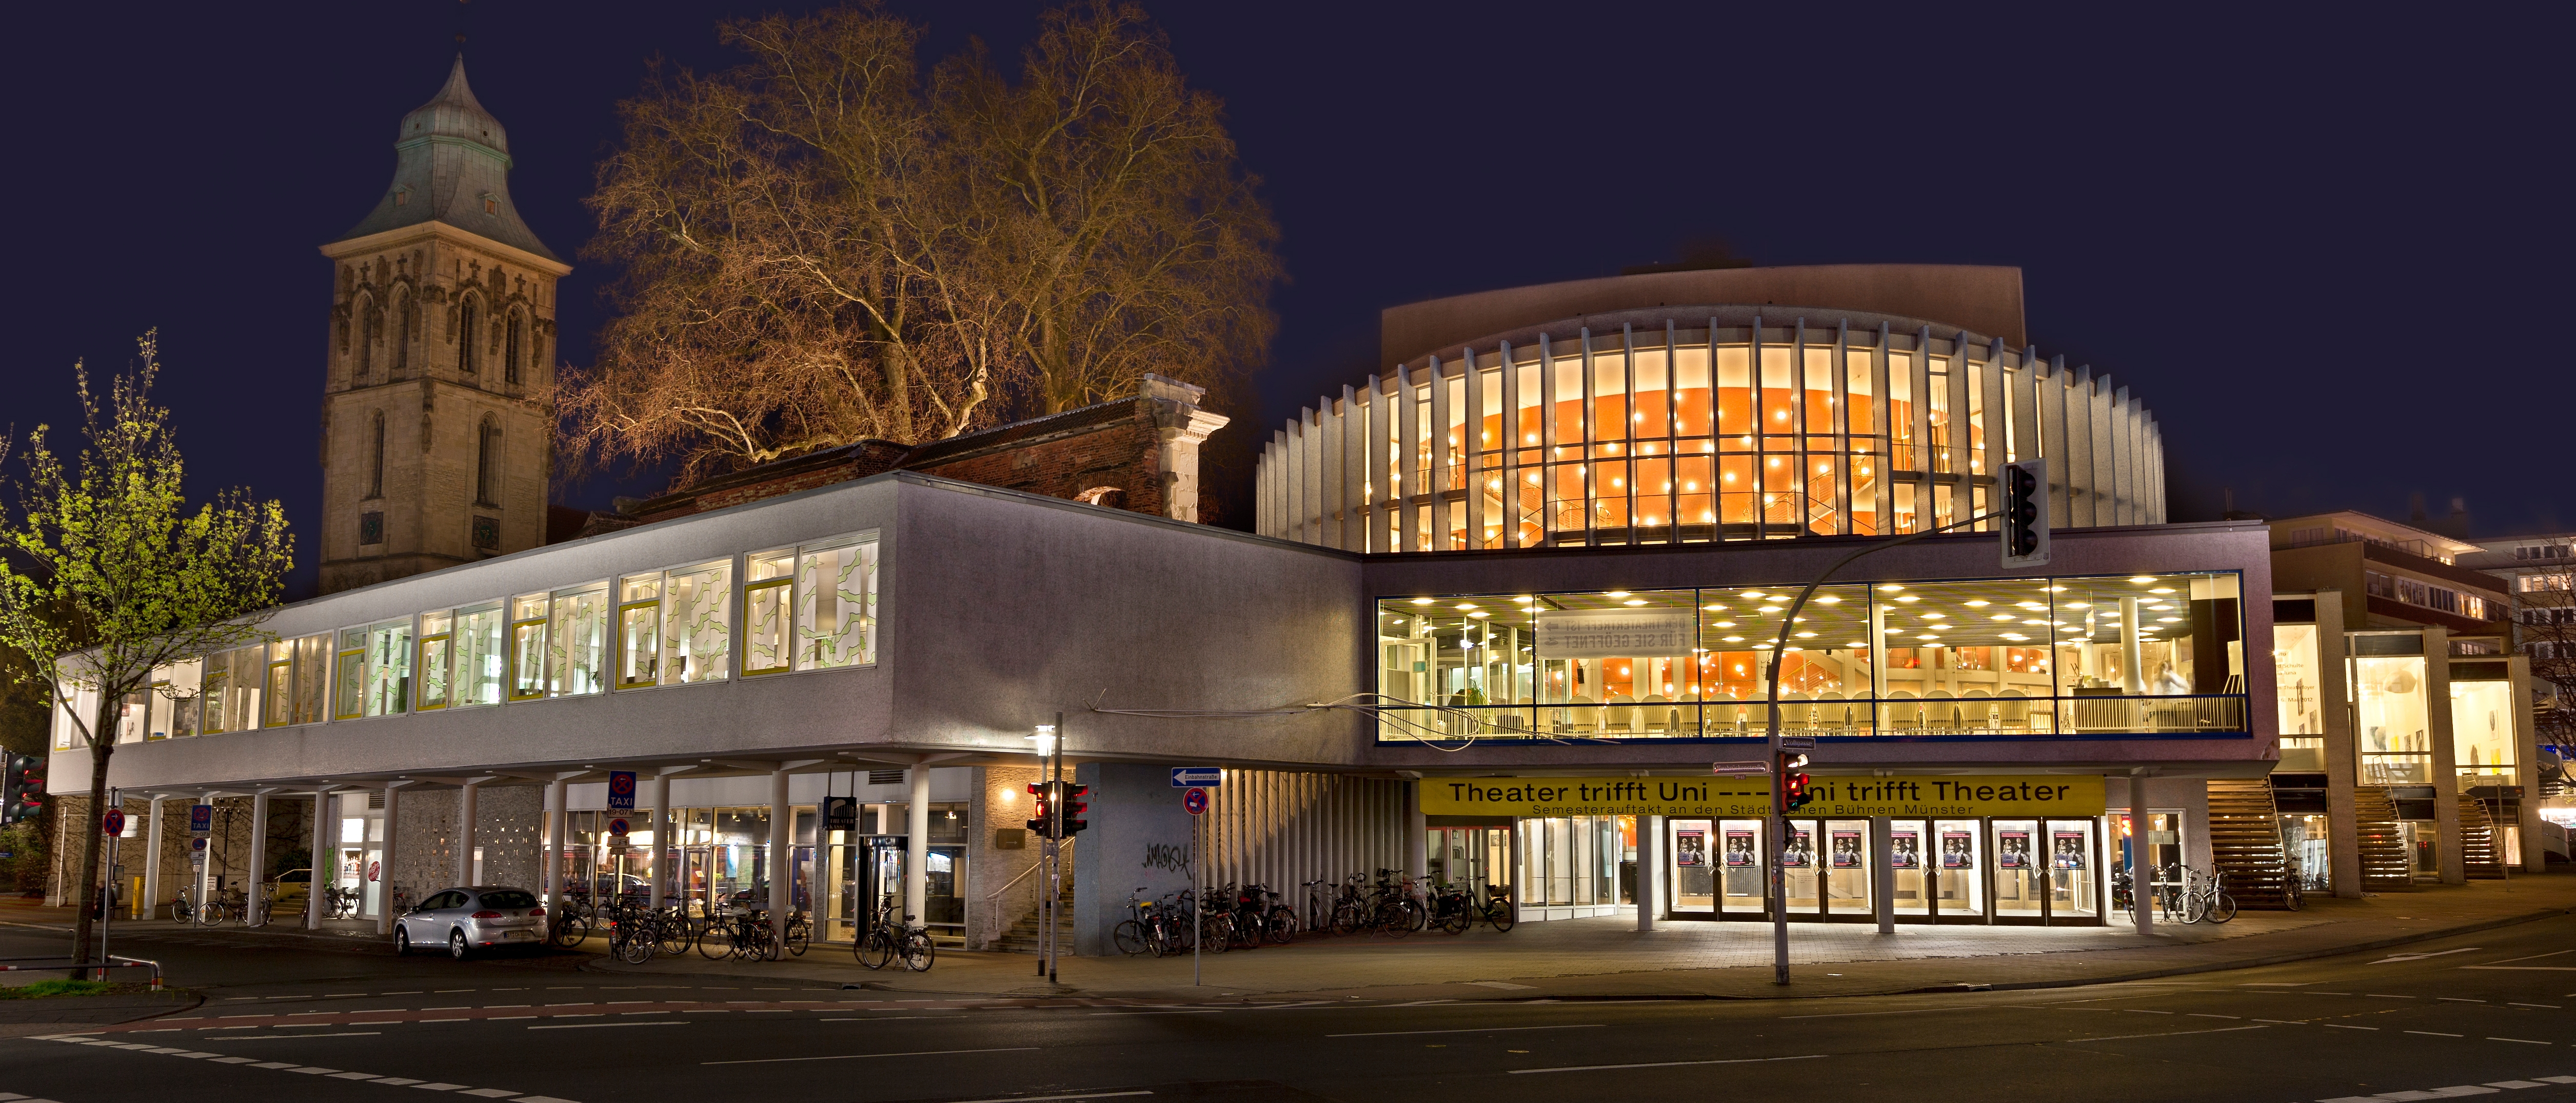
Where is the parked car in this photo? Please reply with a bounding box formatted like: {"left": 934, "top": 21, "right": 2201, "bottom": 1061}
{"left": 392, "top": 886, "right": 547, "bottom": 958}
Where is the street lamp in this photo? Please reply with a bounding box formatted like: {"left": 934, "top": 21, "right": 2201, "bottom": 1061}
{"left": 1027, "top": 724, "right": 1058, "bottom": 758}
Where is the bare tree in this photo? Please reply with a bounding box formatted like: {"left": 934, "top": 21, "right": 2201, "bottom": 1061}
{"left": 565, "top": 1, "right": 1279, "bottom": 487}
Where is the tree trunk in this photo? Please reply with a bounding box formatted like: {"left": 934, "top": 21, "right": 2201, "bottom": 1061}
{"left": 68, "top": 697, "right": 115, "bottom": 979}
{"left": 884, "top": 344, "right": 913, "bottom": 443}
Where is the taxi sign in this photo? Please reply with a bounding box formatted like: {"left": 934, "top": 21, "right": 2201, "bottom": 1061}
{"left": 189, "top": 803, "right": 213, "bottom": 835}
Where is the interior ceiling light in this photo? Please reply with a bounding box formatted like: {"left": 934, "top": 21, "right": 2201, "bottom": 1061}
{"left": 1814, "top": 595, "right": 1842, "bottom": 605}
{"left": 1606, "top": 590, "right": 1631, "bottom": 598}
{"left": 1469, "top": 611, "right": 1490, "bottom": 619}
{"left": 1990, "top": 614, "right": 2017, "bottom": 621}
{"left": 1456, "top": 603, "right": 1478, "bottom": 610}
{"left": 1713, "top": 620, "right": 1738, "bottom": 628}
{"left": 1722, "top": 635, "right": 1746, "bottom": 643}
{"left": 2130, "top": 576, "right": 2157, "bottom": 584}
{"left": 2000, "top": 633, "right": 2029, "bottom": 641}
{"left": 1847, "top": 640, "right": 1869, "bottom": 647}
{"left": 1742, "top": 590, "right": 1768, "bottom": 600}
{"left": 2023, "top": 619, "right": 2049, "bottom": 626}
{"left": 1795, "top": 631, "right": 1817, "bottom": 638}
{"left": 1964, "top": 600, "right": 1991, "bottom": 607}
{"left": 2151, "top": 587, "right": 2177, "bottom": 595}
{"left": 1921, "top": 612, "right": 1948, "bottom": 620}
{"left": 1623, "top": 599, "right": 1648, "bottom": 606}
{"left": 2158, "top": 616, "right": 2183, "bottom": 623}
{"left": 1878, "top": 584, "right": 1905, "bottom": 592}
{"left": 1896, "top": 595, "right": 1921, "bottom": 603}
{"left": 1412, "top": 598, "right": 1434, "bottom": 605}
{"left": 1916, "top": 633, "right": 1940, "bottom": 640}
{"left": 1703, "top": 604, "right": 1727, "bottom": 612}
{"left": 2047, "top": 586, "right": 2069, "bottom": 593}
{"left": 2064, "top": 601, "right": 2091, "bottom": 609}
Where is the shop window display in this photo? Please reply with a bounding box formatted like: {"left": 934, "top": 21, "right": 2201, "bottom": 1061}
{"left": 2353, "top": 638, "right": 2431, "bottom": 784}
{"left": 2451, "top": 679, "right": 2515, "bottom": 780}
{"left": 2275, "top": 622, "right": 2326, "bottom": 771}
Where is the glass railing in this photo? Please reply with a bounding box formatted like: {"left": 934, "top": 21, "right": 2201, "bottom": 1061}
{"left": 1371, "top": 694, "right": 2249, "bottom": 743}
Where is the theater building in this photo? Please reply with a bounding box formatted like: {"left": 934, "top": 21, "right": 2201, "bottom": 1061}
{"left": 48, "top": 258, "right": 2296, "bottom": 953}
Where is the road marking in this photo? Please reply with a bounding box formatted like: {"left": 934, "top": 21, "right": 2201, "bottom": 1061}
{"left": 2069, "top": 1025, "right": 2268, "bottom": 1042}
{"left": 2189, "top": 1014, "right": 2241, "bottom": 1019}
{"left": 2365, "top": 995, "right": 2416, "bottom": 999}
{"left": 1512, "top": 1054, "right": 1827, "bottom": 1074}
{"left": 202, "top": 1032, "right": 382, "bottom": 1039}
{"left": 937, "top": 1092, "right": 1152, "bottom": 1103}
{"left": 2321, "top": 1024, "right": 2377, "bottom": 1031}
{"left": 1782, "top": 1006, "right": 1981, "bottom": 1020}
{"left": 2487, "top": 1038, "right": 2550, "bottom": 1045}
{"left": 2439, "top": 998, "right": 2487, "bottom": 1003}
{"left": 2513, "top": 1003, "right": 2563, "bottom": 1009}
{"left": 2254, "top": 1019, "right": 2307, "bottom": 1025}
{"left": 1330, "top": 1025, "right": 1605, "bottom": 1038}
{"left": 2404, "top": 1030, "right": 2463, "bottom": 1037}
{"left": 704, "top": 1046, "right": 1038, "bottom": 1067}
{"left": 2241, "top": 982, "right": 2319, "bottom": 987}
{"left": 528, "top": 1021, "right": 690, "bottom": 1030}
{"left": 2369, "top": 948, "right": 2483, "bottom": 965}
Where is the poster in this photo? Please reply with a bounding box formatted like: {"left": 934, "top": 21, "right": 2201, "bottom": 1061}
{"left": 1782, "top": 827, "right": 1813, "bottom": 868}
{"left": 1998, "top": 830, "right": 2032, "bottom": 869}
{"left": 1724, "top": 829, "right": 1754, "bottom": 866}
{"left": 1891, "top": 831, "right": 1920, "bottom": 869}
{"left": 1830, "top": 830, "right": 1862, "bottom": 869}
{"left": 2052, "top": 830, "right": 2088, "bottom": 870}
{"left": 1941, "top": 831, "right": 1973, "bottom": 869}
{"left": 1675, "top": 829, "right": 1707, "bottom": 868}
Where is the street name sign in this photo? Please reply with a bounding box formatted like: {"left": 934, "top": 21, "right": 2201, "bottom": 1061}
{"left": 1710, "top": 761, "right": 1771, "bottom": 777}
{"left": 1171, "top": 767, "right": 1223, "bottom": 788}
{"left": 1776, "top": 734, "right": 1816, "bottom": 752}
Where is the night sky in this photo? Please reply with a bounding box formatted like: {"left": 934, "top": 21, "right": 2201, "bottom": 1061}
{"left": 4, "top": 3, "right": 2567, "bottom": 595}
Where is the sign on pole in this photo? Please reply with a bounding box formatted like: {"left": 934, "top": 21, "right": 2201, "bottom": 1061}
{"left": 1776, "top": 734, "right": 1816, "bottom": 752}
{"left": 1710, "top": 761, "right": 1772, "bottom": 777}
{"left": 100, "top": 809, "right": 125, "bottom": 836}
{"left": 822, "top": 796, "right": 858, "bottom": 831}
{"left": 1171, "top": 766, "right": 1223, "bottom": 788}
{"left": 606, "top": 771, "right": 637, "bottom": 811}
{"left": 607, "top": 817, "right": 631, "bottom": 837}
{"left": 189, "top": 803, "right": 212, "bottom": 836}
{"left": 1182, "top": 787, "right": 1210, "bottom": 816}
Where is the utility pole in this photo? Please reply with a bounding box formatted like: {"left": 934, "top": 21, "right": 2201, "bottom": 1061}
{"left": 1048, "top": 711, "right": 1064, "bottom": 985}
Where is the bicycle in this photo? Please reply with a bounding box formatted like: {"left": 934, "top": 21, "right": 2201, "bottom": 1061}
{"left": 1113, "top": 887, "right": 1163, "bottom": 956}
{"left": 170, "top": 886, "right": 197, "bottom": 924}
{"left": 606, "top": 900, "right": 656, "bottom": 964}
{"left": 1196, "top": 885, "right": 1234, "bottom": 953}
{"left": 784, "top": 910, "right": 811, "bottom": 957}
{"left": 324, "top": 883, "right": 361, "bottom": 920}
{"left": 1426, "top": 881, "right": 1476, "bottom": 934}
{"left": 243, "top": 884, "right": 274, "bottom": 928}
{"left": 2182, "top": 868, "right": 2237, "bottom": 924}
{"left": 1477, "top": 883, "right": 1515, "bottom": 932}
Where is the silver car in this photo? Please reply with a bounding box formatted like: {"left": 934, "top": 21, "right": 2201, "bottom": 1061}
{"left": 393, "top": 886, "right": 547, "bottom": 958}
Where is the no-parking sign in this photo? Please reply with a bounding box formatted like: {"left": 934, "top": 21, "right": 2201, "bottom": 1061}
{"left": 607, "top": 771, "right": 637, "bottom": 811}
{"left": 100, "top": 809, "right": 125, "bottom": 836}
{"left": 1182, "top": 787, "right": 1209, "bottom": 816}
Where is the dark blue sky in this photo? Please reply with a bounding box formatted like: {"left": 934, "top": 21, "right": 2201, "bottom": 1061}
{"left": 3, "top": 2, "right": 2567, "bottom": 593}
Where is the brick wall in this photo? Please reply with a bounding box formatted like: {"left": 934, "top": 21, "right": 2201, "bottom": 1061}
{"left": 911, "top": 407, "right": 1166, "bottom": 517}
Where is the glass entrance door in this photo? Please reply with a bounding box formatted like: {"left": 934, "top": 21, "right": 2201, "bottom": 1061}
{"left": 1669, "top": 820, "right": 1714, "bottom": 915}
{"left": 1993, "top": 819, "right": 2040, "bottom": 921}
{"left": 1935, "top": 820, "right": 1983, "bottom": 920}
{"left": 1824, "top": 819, "right": 1873, "bottom": 918}
{"left": 1781, "top": 821, "right": 1820, "bottom": 915}
{"left": 2047, "top": 820, "right": 2098, "bottom": 921}
{"left": 1719, "top": 819, "right": 1766, "bottom": 916}
{"left": 1889, "top": 820, "right": 1929, "bottom": 917}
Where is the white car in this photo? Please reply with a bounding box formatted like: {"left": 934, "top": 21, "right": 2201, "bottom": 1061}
{"left": 393, "top": 886, "right": 547, "bottom": 958}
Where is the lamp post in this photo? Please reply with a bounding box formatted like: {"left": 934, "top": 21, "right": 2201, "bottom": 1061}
{"left": 1028, "top": 718, "right": 1063, "bottom": 982}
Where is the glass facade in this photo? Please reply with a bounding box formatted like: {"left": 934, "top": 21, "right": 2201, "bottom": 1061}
{"left": 1375, "top": 570, "right": 2246, "bottom": 742}
{"left": 1660, "top": 814, "right": 2103, "bottom": 924}
{"left": 2452, "top": 678, "right": 2516, "bottom": 781}
{"left": 2353, "top": 634, "right": 2430, "bottom": 784}
{"left": 2274, "top": 622, "right": 2325, "bottom": 771}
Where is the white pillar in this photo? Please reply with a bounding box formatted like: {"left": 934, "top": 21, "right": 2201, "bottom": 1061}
{"left": 378, "top": 784, "right": 402, "bottom": 934}
{"left": 904, "top": 766, "right": 931, "bottom": 928}
{"left": 1636, "top": 814, "right": 1658, "bottom": 931}
{"left": 307, "top": 791, "right": 333, "bottom": 929}
{"left": 141, "top": 796, "right": 166, "bottom": 922}
{"left": 195, "top": 792, "right": 216, "bottom": 920}
{"left": 545, "top": 777, "right": 568, "bottom": 908}
{"left": 455, "top": 782, "right": 479, "bottom": 888}
{"left": 2118, "top": 596, "right": 2144, "bottom": 694}
{"left": 1871, "top": 816, "right": 1894, "bottom": 934}
{"left": 769, "top": 768, "right": 792, "bottom": 947}
{"left": 1403, "top": 782, "right": 1428, "bottom": 882}
{"left": 648, "top": 773, "right": 669, "bottom": 912}
{"left": 2130, "top": 776, "right": 2156, "bottom": 937}
{"left": 246, "top": 792, "right": 269, "bottom": 919}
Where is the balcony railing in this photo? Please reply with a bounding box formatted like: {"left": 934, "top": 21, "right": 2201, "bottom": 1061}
{"left": 1370, "top": 693, "right": 2249, "bottom": 743}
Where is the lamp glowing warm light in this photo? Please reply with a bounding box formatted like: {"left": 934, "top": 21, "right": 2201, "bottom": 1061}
{"left": 1028, "top": 724, "right": 1059, "bottom": 758}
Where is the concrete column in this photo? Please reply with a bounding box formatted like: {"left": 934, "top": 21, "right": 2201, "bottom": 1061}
{"left": 378, "top": 784, "right": 402, "bottom": 934}
{"left": 1403, "top": 782, "right": 1427, "bottom": 883}
{"left": 2316, "top": 595, "right": 2362, "bottom": 898}
{"left": 246, "top": 792, "right": 269, "bottom": 919}
{"left": 648, "top": 773, "right": 669, "bottom": 911}
{"left": 770, "top": 768, "right": 793, "bottom": 947}
{"left": 307, "top": 792, "right": 333, "bottom": 929}
{"left": 195, "top": 792, "right": 216, "bottom": 921}
{"left": 2118, "top": 596, "right": 2145, "bottom": 694}
{"left": 1871, "top": 816, "right": 1894, "bottom": 934}
{"left": 545, "top": 777, "right": 568, "bottom": 908}
{"left": 904, "top": 765, "right": 930, "bottom": 928}
{"left": 1637, "top": 814, "right": 1658, "bottom": 931}
{"left": 2512, "top": 656, "right": 2547, "bottom": 871}
{"left": 2426, "top": 627, "right": 2464, "bottom": 884}
{"left": 2129, "top": 775, "right": 2156, "bottom": 937}
{"left": 455, "top": 782, "right": 479, "bottom": 888}
{"left": 142, "top": 796, "right": 166, "bottom": 921}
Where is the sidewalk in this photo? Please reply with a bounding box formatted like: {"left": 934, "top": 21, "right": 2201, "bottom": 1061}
{"left": 584, "top": 872, "right": 2576, "bottom": 1000}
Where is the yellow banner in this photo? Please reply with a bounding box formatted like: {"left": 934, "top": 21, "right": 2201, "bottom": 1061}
{"left": 1420, "top": 775, "right": 2104, "bottom": 819}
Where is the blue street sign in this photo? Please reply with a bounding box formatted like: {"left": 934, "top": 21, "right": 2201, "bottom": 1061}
{"left": 189, "top": 837, "right": 207, "bottom": 852}
{"left": 607, "top": 817, "right": 631, "bottom": 837}
{"left": 1171, "top": 766, "right": 1223, "bottom": 788}
{"left": 189, "top": 804, "right": 212, "bottom": 836}
{"left": 607, "top": 771, "right": 637, "bottom": 811}
{"left": 1183, "top": 787, "right": 1210, "bottom": 816}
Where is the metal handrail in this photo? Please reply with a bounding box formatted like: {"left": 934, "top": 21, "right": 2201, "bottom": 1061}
{"left": 975, "top": 839, "right": 1073, "bottom": 950}
{"left": 0, "top": 955, "right": 164, "bottom": 990}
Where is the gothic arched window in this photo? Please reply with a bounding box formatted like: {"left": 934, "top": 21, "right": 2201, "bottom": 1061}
{"left": 368, "top": 412, "right": 386, "bottom": 498}
{"left": 358, "top": 299, "right": 378, "bottom": 384}
{"left": 475, "top": 417, "right": 501, "bottom": 507}
{"left": 505, "top": 311, "right": 524, "bottom": 385}
{"left": 458, "top": 296, "right": 481, "bottom": 377}
{"left": 393, "top": 292, "right": 412, "bottom": 374}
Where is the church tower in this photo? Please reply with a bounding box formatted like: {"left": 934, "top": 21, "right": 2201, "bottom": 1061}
{"left": 318, "top": 56, "right": 570, "bottom": 595}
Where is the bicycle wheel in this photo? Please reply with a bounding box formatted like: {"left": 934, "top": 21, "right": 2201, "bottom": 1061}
{"left": 902, "top": 932, "right": 936, "bottom": 973}
{"left": 1484, "top": 900, "right": 1516, "bottom": 933}
{"left": 786, "top": 918, "right": 810, "bottom": 957}
{"left": 1113, "top": 919, "right": 1147, "bottom": 956}
{"left": 1201, "top": 914, "right": 1233, "bottom": 953}
{"left": 2206, "top": 891, "right": 2237, "bottom": 924}
{"left": 1330, "top": 901, "right": 1361, "bottom": 936}
{"left": 659, "top": 919, "right": 695, "bottom": 957}
{"left": 857, "top": 929, "right": 893, "bottom": 970}
{"left": 552, "top": 914, "right": 589, "bottom": 948}
{"left": 2282, "top": 881, "right": 2304, "bottom": 912}
{"left": 617, "top": 931, "right": 654, "bottom": 964}
{"left": 1266, "top": 907, "right": 1298, "bottom": 944}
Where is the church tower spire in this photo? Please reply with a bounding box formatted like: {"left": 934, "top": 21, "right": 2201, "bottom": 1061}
{"left": 316, "top": 55, "right": 572, "bottom": 595}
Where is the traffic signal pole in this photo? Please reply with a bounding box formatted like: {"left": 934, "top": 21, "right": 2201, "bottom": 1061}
{"left": 1759, "top": 507, "right": 2008, "bottom": 986}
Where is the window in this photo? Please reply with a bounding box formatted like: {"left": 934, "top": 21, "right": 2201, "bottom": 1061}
{"left": 616, "top": 575, "right": 660, "bottom": 689}
{"left": 393, "top": 293, "right": 411, "bottom": 374}
{"left": 365, "top": 618, "right": 412, "bottom": 717}
{"left": 548, "top": 583, "right": 609, "bottom": 697}
{"left": 743, "top": 548, "right": 796, "bottom": 676}
{"left": 2523, "top": 573, "right": 2574, "bottom": 593}
{"left": 661, "top": 560, "right": 731, "bottom": 685}
{"left": 796, "top": 540, "right": 878, "bottom": 669}
{"left": 454, "top": 602, "right": 504, "bottom": 707}
{"left": 2366, "top": 571, "right": 2396, "bottom": 599}
{"left": 505, "top": 312, "right": 524, "bottom": 385}
{"left": 202, "top": 645, "right": 263, "bottom": 734}
{"left": 418, "top": 612, "right": 452, "bottom": 711}
{"left": 333, "top": 627, "right": 366, "bottom": 721}
{"left": 2452, "top": 678, "right": 2515, "bottom": 780}
{"left": 2353, "top": 636, "right": 2429, "bottom": 785}
{"left": 358, "top": 301, "right": 378, "bottom": 382}
{"left": 457, "top": 296, "right": 480, "bottom": 376}
{"left": 475, "top": 418, "right": 501, "bottom": 507}
{"left": 368, "top": 411, "right": 386, "bottom": 499}
{"left": 507, "top": 594, "right": 549, "bottom": 702}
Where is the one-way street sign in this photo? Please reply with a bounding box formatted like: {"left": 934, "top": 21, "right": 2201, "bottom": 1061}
{"left": 1171, "top": 766, "right": 1223, "bottom": 788}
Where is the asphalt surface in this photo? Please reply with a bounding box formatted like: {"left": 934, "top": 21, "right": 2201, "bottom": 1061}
{"left": 12, "top": 912, "right": 2576, "bottom": 1102}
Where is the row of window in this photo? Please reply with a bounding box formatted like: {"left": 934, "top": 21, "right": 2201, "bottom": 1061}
{"left": 55, "top": 534, "right": 880, "bottom": 749}
{"left": 2364, "top": 570, "right": 2499, "bottom": 620}
{"left": 2514, "top": 544, "right": 2571, "bottom": 561}
{"left": 344, "top": 289, "right": 533, "bottom": 388}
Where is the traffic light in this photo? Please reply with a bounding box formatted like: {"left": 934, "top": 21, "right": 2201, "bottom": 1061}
{"left": 2000, "top": 458, "right": 2050, "bottom": 568}
{"left": 1779, "top": 753, "right": 1814, "bottom": 813}
{"left": 2, "top": 754, "right": 42, "bottom": 825}
{"left": 1062, "top": 784, "right": 1089, "bottom": 837}
{"left": 1025, "top": 781, "right": 1053, "bottom": 836}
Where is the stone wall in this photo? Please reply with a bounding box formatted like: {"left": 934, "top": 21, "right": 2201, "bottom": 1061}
{"left": 391, "top": 784, "right": 546, "bottom": 897}
{"left": 968, "top": 765, "right": 1047, "bottom": 949}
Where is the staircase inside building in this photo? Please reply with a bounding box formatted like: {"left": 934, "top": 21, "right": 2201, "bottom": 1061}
{"left": 2206, "top": 779, "right": 2292, "bottom": 909}
{"left": 996, "top": 869, "right": 1076, "bottom": 955}
{"left": 2461, "top": 794, "right": 2505, "bottom": 879}
{"left": 2355, "top": 786, "right": 2414, "bottom": 891}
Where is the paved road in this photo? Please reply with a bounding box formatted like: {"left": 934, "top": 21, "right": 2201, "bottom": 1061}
{"left": 12, "top": 912, "right": 2576, "bottom": 1102}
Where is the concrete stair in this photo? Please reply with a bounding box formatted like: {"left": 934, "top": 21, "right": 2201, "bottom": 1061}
{"left": 995, "top": 875, "right": 1076, "bottom": 955}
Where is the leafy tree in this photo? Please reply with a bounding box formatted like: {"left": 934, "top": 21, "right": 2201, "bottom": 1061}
{"left": 566, "top": 0, "right": 1279, "bottom": 486}
{"left": 0, "top": 332, "right": 292, "bottom": 972}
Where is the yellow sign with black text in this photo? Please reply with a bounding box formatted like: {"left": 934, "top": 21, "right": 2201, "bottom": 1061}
{"left": 1419, "top": 776, "right": 2104, "bottom": 819}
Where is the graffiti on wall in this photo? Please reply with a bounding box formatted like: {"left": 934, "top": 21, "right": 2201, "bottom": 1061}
{"left": 1142, "top": 842, "right": 1193, "bottom": 872}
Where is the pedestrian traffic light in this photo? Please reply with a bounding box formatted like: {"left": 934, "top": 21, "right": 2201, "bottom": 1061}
{"left": 1, "top": 754, "right": 41, "bottom": 825}
{"left": 2000, "top": 458, "right": 2049, "bottom": 568}
{"left": 1025, "top": 781, "right": 1053, "bottom": 836}
{"left": 1779, "top": 753, "right": 1814, "bottom": 812}
{"left": 1062, "top": 784, "right": 1088, "bottom": 837}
